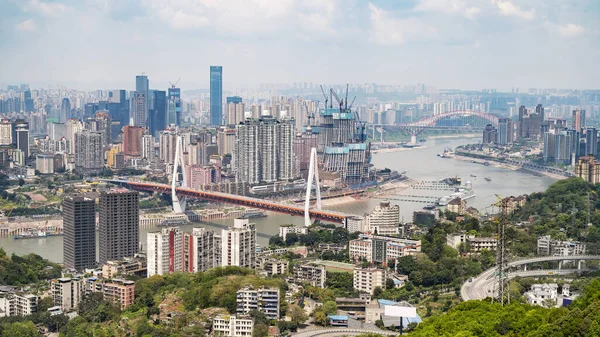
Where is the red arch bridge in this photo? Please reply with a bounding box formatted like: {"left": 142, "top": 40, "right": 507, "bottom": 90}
{"left": 373, "top": 110, "right": 500, "bottom": 137}
{"left": 114, "top": 180, "right": 353, "bottom": 225}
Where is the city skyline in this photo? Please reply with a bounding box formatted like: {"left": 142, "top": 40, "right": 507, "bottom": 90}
{"left": 1, "top": 0, "right": 598, "bottom": 90}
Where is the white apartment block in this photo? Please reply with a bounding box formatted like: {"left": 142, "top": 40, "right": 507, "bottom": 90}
{"left": 537, "top": 236, "right": 586, "bottom": 256}
{"left": 221, "top": 219, "right": 256, "bottom": 269}
{"left": 293, "top": 264, "right": 327, "bottom": 288}
{"left": 346, "top": 216, "right": 366, "bottom": 233}
{"left": 366, "top": 202, "right": 401, "bottom": 235}
{"left": 141, "top": 134, "right": 154, "bottom": 161}
{"left": 51, "top": 277, "right": 85, "bottom": 312}
{"left": 353, "top": 267, "right": 386, "bottom": 295}
{"left": 525, "top": 283, "right": 558, "bottom": 307}
{"left": 183, "top": 227, "right": 220, "bottom": 273}
{"left": 349, "top": 235, "right": 421, "bottom": 265}
{"left": 236, "top": 286, "right": 280, "bottom": 320}
{"left": 0, "top": 119, "right": 12, "bottom": 145}
{"left": 147, "top": 227, "right": 183, "bottom": 277}
{"left": 213, "top": 315, "right": 254, "bottom": 337}
{"left": 0, "top": 293, "right": 38, "bottom": 317}
{"left": 446, "top": 233, "right": 474, "bottom": 250}
{"left": 467, "top": 237, "right": 497, "bottom": 252}
{"left": 279, "top": 224, "right": 308, "bottom": 241}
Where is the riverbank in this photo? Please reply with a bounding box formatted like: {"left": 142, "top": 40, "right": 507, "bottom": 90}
{"left": 427, "top": 133, "right": 480, "bottom": 139}
{"left": 371, "top": 146, "right": 427, "bottom": 154}
{"left": 453, "top": 155, "right": 566, "bottom": 180}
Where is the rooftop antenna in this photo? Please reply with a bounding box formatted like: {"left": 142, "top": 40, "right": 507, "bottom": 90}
{"left": 320, "top": 85, "right": 329, "bottom": 109}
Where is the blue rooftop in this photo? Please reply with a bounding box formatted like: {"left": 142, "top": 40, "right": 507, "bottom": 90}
{"left": 329, "top": 315, "right": 349, "bottom": 320}
{"left": 378, "top": 299, "right": 397, "bottom": 306}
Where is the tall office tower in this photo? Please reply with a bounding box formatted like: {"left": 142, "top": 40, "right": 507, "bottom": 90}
{"left": 226, "top": 96, "right": 244, "bottom": 125}
{"left": 210, "top": 66, "right": 223, "bottom": 126}
{"left": 123, "top": 125, "right": 143, "bottom": 157}
{"left": 183, "top": 227, "right": 219, "bottom": 273}
{"left": 66, "top": 119, "right": 83, "bottom": 154}
{"left": 141, "top": 134, "right": 155, "bottom": 162}
{"left": 221, "top": 219, "right": 256, "bottom": 269}
{"left": 99, "top": 190, "right": 139, "bottom": 264}
{"left": 149, "top": 90, "right": 167, "bottom": 137}
{"left": 60, "top": 98, "right": 71, "bottom": 123}
{"left": 159, "top": 129, "right": 177, "bottom": 163}
{"left": 585, "top": 127, "right": 598, "bottom": 157}
{"left": 518, "top": 105, "right": 528, "bottom": 139}
{"left": 94, "top": 111, "right": 112, "bottom": 146}
{"left": 497, "top": 118, "right": 514, "bottom": 145}
{"left": 22, "top": 90, "right": 34, "bottom": 112}
{"left": 14, "top": 120, "right": 29, "bottom": 160}
{"left": 136, "top": 75, "right": 149, "bottom": 93}
{"left": 133, "top": 92, "right": 147, "bottom": 127}
{"left": 74, "top": 131, "right": 103, "bottom": 174}
{"left": 293, "top": 126, "right": 319, "bottom": 179}
{"left": 572, "top": 108, "right": 586, "bottom": 131}
{"left": 233, "top": 116, "right": 296, "bottom": 184}
{"left": 63, "top": 195, "right": 96, "bottom": 270}
{"left": 147, "top": 227, "right": 183, "bottom": 277}
{"left": 0, "top": 118, "right": 12, "bottom": 145}
{"left": 216, "top": 127, "right": 236, "bottom": 156}
{"left": 168, "top": 87, "right": 181, "bottom": 127}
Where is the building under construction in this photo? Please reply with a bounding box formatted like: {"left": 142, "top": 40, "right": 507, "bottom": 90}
{"left": 317, "top": 86, "right": 371, "bottom": 187}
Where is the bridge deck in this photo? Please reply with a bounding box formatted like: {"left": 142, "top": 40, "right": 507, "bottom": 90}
{"left": 115, "top": 180, "right": 352, "bottom": 224}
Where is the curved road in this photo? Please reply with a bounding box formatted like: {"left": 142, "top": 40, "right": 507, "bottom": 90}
{"left": 461, "top": 255, "right": 600, "bottom": 301}
{"left": 293, "top": 329, "right": 397, "bottom": 337}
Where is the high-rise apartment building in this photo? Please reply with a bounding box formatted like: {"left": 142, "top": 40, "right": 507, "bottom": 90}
{"left": 63, "top": 195, "right": 96, "bottom": 270}
{"left": 142, "top": 134, "right": 155, "bottom": 162}
{"left": 210, "top": 66, "right": 223, "bottom": 126}
{"left": 575, "top": 156, "right": 600, "bottom": 184}
{"left": 518, "top": 105, "right": 544, "bottom": 140}
{"left": 51, "top": 277, "right": 84, "bottom": 312}
{"left": 147, "top": 227, "right": 183, "bottom": 277}
{"left": 365, "top": 202, "right": 401, "bottom": 236}
{"left": 234, "top": 116, "right": 296, "bottom": 184}
{"left": 497, "top": 118, "right": 514, "bottom": 145}
{"left": 584, "top": 127, "right": 597, "bottom": 157}
{"left": 572, "top": 108, "right": 586, "bottom": 131}
{"left": 133, "top": 92, "right": 147, "bottom": 128}
{"left": 217, "top": 127, "right": 236, "bottom": 156}
{"left": 74, "top": 130, "right": 103, "bottom": 174}
{"left": 0, "top": 118, "right": 12, "bottom": 145}
{"left": 66, "top": 119, "right": 83, "bottom": 154}
{"left": 183, "top": 227, "right": 220, "bottom": 272}
{"left": 221, "top": 219, "right": 256, "bottom": 269}
{"left": 236, "top": 287, "right": 280, "bottom": 320}
{"left": 123, "top": 125, "right": 143, "bottom": 157}
{"left": 99, "top": 190, "right": 139, "bottom": 264}
{"left": 293, "top": 126, "right": 319, "bottom": 178}
{"left": 159, "top": 129, "right": 177, "bottom": 164}
{"left": 60, "top": 98, "right": 71, "bottom": 123}
{"left": 482, "top": 124, "right": 498, "bottom": 144}
{"left": 226, "top": 96, "right": 244, "bottom": 125}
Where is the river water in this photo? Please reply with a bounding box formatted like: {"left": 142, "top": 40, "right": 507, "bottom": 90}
{"left": 0, "top": 137, "right": 556, "bottom": 263}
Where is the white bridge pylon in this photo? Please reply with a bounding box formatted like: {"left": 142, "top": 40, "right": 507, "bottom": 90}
{"left": 304, "top": 147, "right": 322, "bottom": 227}
{"left": 172, "top": 135, "right": 187, "bottom": 213}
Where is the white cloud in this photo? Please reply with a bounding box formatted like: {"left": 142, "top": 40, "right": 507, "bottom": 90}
{"left": 15, "top": 18, "right": 38, "bottom": 32}
{"left": 494, "top": 1, "right": 535, "bottom": 20}
{"left": 415, "top": 0, "right": 481, "bottom": 19}
{"left": 24, "top": 0, "right": 71, "bottom": 17}
{"left": 558, "top": 23, "right": 585, "bottom": 38}
{"left": 369, "top": 2, "right": 437, "bottom": 46}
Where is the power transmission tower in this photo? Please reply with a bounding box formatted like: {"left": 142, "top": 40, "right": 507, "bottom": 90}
{"left": 494, "top": 195, "right": 509, "bottom": 306}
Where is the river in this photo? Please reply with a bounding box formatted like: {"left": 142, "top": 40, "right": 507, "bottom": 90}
{"left": 0, "top": 137, "right": 556, "bottom": 263}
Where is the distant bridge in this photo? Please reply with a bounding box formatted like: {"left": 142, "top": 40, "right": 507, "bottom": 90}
{"left": 108, "top": 180, "right": 354, "bottom": 225}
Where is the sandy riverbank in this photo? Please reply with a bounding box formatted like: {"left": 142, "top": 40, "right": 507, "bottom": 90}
{"left": 427, "top": 133, "right": 480, "bottom": 139}
{"left": 372, "top": 146, "right": 427, "bottom": 154}
{"left": 453, "top": 155, "right": 567, "bottom": 180}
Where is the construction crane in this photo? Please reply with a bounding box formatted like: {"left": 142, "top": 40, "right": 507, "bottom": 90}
{"left": 319, "top": 85, "right": 329, "bottom": 109}
{"left": 344, "top": 84, "right": 349, "bottom": 109}
{"left": 330, "top": 88, "right": 343, "bottom": 111}
{"left": 169, "top": 77, "right": 181, "bottom": 89}
{"left": 348, "top": 96, "right": 357, "bottom": 109}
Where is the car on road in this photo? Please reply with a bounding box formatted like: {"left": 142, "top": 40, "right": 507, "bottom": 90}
{"left": 468, "top": 278, "right": 473, "bottom": 282}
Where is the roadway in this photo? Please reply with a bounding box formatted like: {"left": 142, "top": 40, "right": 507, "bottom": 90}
{"left": 461, "top": 255, "right": 600, "bottom": 301}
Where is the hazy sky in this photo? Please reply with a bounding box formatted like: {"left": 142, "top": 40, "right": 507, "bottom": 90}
{"left": 1, "top": 0, "right": 599, "bottom": 91}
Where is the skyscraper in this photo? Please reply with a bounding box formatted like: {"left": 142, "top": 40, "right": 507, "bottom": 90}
{"left": 497, "top": 118, "right": 514, "bottom": 145}
{"left": 226, "top": 96, "right": 245, "bottom": 125}
{"left": 74, "top": 130, "right": 103, "bottom": 174}
{"left": 133, "top": 92, "right": 147, "bottom": 127}
{"left": 99, "top": 190, "right": 139, "bottom": 264}
{"left": 168, "top": 87, "right": 181, "bottom": 127}
{"left": 584, "top": 127, "right": 597, "bottom": 158}
{"left": 135, "top": 75, "right": 149, "bottom": 93}
{"left": 60, "top": 98, "right": 71, "bottom": 123}
{"left": 572, "top": 108, "right": 586, "bottom": 131}
{"left": 221, "top": 219, "right": 256, "bottom": 269}
{"left": 14, "top": 120, "right": 29, "bottom": 161}
{"left": 210, "top": 66, "right": 223, "bottom": 126}
{"left": 63, "top": 195, "right": 96, "bottom": 270}
{"left": 149, "top": 90, "right": 167, "bottom": 137}
{"left": 183, "top": 227, "right": 220, "bottom": 272}
{"left": 123, "top": 126, "right": 143, "bottom": 157}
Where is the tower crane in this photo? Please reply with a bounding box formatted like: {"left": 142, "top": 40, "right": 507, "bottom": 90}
{"left": 319, "top": 85, "right": 329, "bottom": 109}
{"left": 169, "top": 77, "right": 181, "bottom": 89}
{"left": 330, "top": 88, "right": 343, "bottom": 112}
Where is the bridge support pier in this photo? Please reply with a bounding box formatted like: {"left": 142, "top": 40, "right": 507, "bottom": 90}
{"left": 410, "top": 135, "right": 417, "bottom": 145}
{"left": 524, "top": 265, "right": 527, "bottom": 272}
{"left": 171, "top": 135, "right": 187, "bottom": 213}
{"left": 578, "top": 260, "right": 582, "bottom": 270}
{"left": 559, "top": 261, "right": 562, "bottom": 270}
{"left": 304, "top": 148, "right": 322, "bottom": 227}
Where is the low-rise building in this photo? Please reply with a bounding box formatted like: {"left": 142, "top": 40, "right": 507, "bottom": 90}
{"left": 278, "top": 224, "right": 308, "bottom": 241}
{"left": 328, "top": 315, "right": 348, "bottom": 327}
{"left": 365, "top": 299, "right": 422, "bottom": 328}
{"left": 102, "top": 257, "right": 147, "bottom": 278}
{"left": 51, "top": 277, "right": 84, "bottom": 312}
{"left": 236, "top": 286, "right": 280, "bottom": 320}
{"left": 467, "top": 237, "right": 497, "bottom": 252}
{"left": 446, "top": 233, "right": 473, "bottom": 250}
{"left": 213, "top": 315, "right": 254, "bottom": 337}
{"left": 349, "top": 234, "right": 421, "bottom": 265}
{"left": 537, "top": 236, "right": 586, "bottom": 256}
{"left": 293, "top": 263, "right": 327, "bottom": 288}
{"left": 0, "top": 292, "right": 38, "bottom": 317}
{"left": 447, "top": 197, "right": 466, "bottom": 215}
{"left": 258, "top": 258, "right": 288, "bottom": 277}
{"left": 52, "top": 276, "right": 135, "bottom": 311}
{"left": 99, "top": 279, "right": 135, "bottom": 310}
{"left": 525, "top": 283, "right": 558, "bottom": 307}
{"left": 353, "top": 267, "right": 386, "bottom": 295}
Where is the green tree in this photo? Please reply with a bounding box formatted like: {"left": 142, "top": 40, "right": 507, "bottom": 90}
{"left": 313, "top": 310, "right": 328, "bottom": 326}
{"left": 1, "top": 321, "right": 39, "bottom": 337}
{"left": 385, "top": 278, "right": 395, "bottom": 289}
{"left": 287, "top": 304, "right": 308, "bottom": 326}
{"left": 253, "top": 323, "right": 269, "bottom": 337}
{"left": 322, "top": 301, "right": 338, "bottom": 316}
